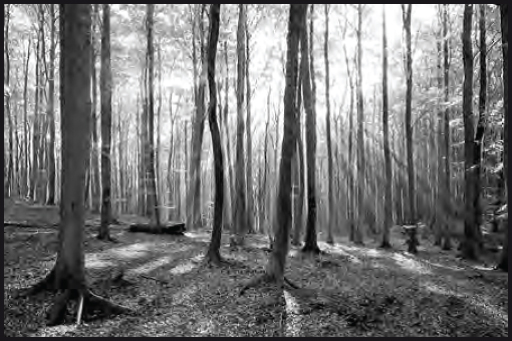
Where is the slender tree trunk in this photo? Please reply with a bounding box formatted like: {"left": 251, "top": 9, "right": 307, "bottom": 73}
{"left": 223, "top": 42, "right": 234, "bottom": 233}
{"left": 343, "top": 48, "right": 355, "bottom": 242}
{"left": 441, "top": 4, "right": 452, "bottom": 251}
{"left": 99, "top": 4, "right": 113, "bottom": 241}
{"left": 233, "top": 4, "right": 248, "bottom": 245}
{"left": 355, "top": 4, "right": 365, "bottom": 245}
{"left": 146, "top": 4, "right": 161, "bottom": 227}
{"left": 292, "top": 66, "right": 304, "bottom": 246}
{"left": 402, "top": 4, "right": 418, "bottom": 253}
{"left": 22, "top": 40, "right": 31, "bottom": 198}
{"left": 30, "top": 22, "right": 41, "bottom": 202}
{"left": 46, "top": 4, "right": 57, "bottom": 205}
{"left": 36, "top": 4, "right": 47, "bottom": 204}
{"left": 497, "top": 4, "right": 508, "bottom": 272}
{"left": 302, "top": 5, "right": 320, "bottom": 254}
{"left": 461, "top": 4, "right": 479, "bottom": 260}
{"left": 324, "top": 4, "right": 334, "bottom": 245}
{"left": 245, "top": 15, "right": 255, "bottom": 235}
{"left": 205, "top": 3, "right": 224, "bottom": 265}
{"left": 90, "top": 4, "right": 101, "bottom": 213}
{"left": 381, "top": 5, "right": 392, "bottom": 249}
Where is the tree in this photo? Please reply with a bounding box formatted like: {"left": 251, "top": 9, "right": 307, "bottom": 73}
{"left": 354, "top": 4, "right": 365, "bottom": 245}
{"left": 46, "top": 4, "right": 57, "bottom": 205}
{"left": 401, "top": 4, "right": 418, "bottom": 253}
{"left": 4, "top": 4, "right": 11, "bottom": 198}
{"left": 497, "top": 4, "right": 508, "bottom": 272}
{"left": 460, "top": 4, "right": 480, "bottom": 260}
{"left": 381, "top": 4, "right": 392, "bottom": 249}
{"left": 302, "top": 4, "right": 321, "bottom": 254}
{"left": 323, "top": 4, "right": 334, "bottom": 245}
{"left": 241, "top": 4, "right": 306, "bottom": 294}
{"left": 146, "top": 4, "right": 161, "bottom": 227}
{"left": 245, "top": 10, "right": 255, "bottom": 235}
{"left": 187, "top": 4, "right": 207, "bottom": 231}
{"left": 204, "top": 3, "right": 224, "bottom": 266}
{"left": 90, "top": 4, "right": 101, "bottom": 213}
{"left": 441, "top": 4, "right": 452, "bottom": 251}
{"left": 17, "top": 4, "right": 130, "bottom": 325}
{"left": 233, "top": 4, "right": 248, "bottom": 245}
{"left": 98, "top": 4, "right": 114, "bottom": 241}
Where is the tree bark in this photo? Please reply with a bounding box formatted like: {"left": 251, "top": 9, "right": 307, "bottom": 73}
{"left": 461, "top": 4, "right": 479, "bottom": 260}
{"left": 245, "top": 13, "right": 255, "bottom": 235}
{"left": 22, "top": 39, "right": 31, "bottom": 198}
{"left": 99, "top": 4, "right": 113, "bottom": 241}
{"left": 233, "top": 4, "right": 248, "bottom": 245}
{"left": 324, "top": 4, "right": 334, "bottom": 245}
{"left": 46, "top": 4, "right": 57, "bottom": 205}
{"left": 381, "top": 5, "right": 392, "bottom": 249}
{"left": 302, "top": 5, "right": 320, "bottom": 254}
{"left": 355, "top": 4, "right": 365, "bottom": 245}
{"left": 264, "top": 4, "right": 305, "bottom": 282}
{"left": 146, "top": 4, "right": 161, "bottom": 227}
{"left": 204, "top": 3, "right": 224, "bottom": 266}
{"left": 497, "top": 4, "right": 508, "bottom": 272}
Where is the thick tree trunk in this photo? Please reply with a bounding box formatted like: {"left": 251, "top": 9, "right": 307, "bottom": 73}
{"left": 302, "top": 5, "right": 320, "bottom": 254}
{"left": 460, "top": 4, "right": 479, "bottom": 260}
{"left": 263, "top": 4, "right": 305, "bottom": 282}
{"left": 233, "top": 4, "right": 248, "bottom": 245}
{"left": 99, "top": 4, "right": 113, "bottom": 241}
{"left": 324, "top": 4, "right": 334, "bottom": 245}
{"left": 205, "top": 3, "right": 224, "bottom": 265}
{"left": 381, "top": 5, "right": 392, "bottom": 249}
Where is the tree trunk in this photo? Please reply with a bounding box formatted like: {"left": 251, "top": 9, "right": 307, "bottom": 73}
{"left": 146, "top": 4, "right": 161, "bottom": 227}
{"left": 460, "top": 4, "right": 479, "bottom": 260}
{"left": 292, "top": 64, "right": 304, "bottom": 246}
{"left": 22, "top": 39, "right": 31, "bottom": 198}
{"left": 302, "top": 5, "right": 320, "bottom": 254}
{"left": 355, "top": 4, "right": 365, "bottom": 245}
{"left": 381, "top": 5, "right": 392, "bottom": 249}
{"left": 223, "top": 42, "right": 234, "bottom": 233}
{"left": 99, "top": 4, "right": 113, "bottom": 241}
{"left": 324, "top": 4, "right": 334, "bottom": 245}
{"left": 30, "top": 17, "right": 41, "bottom": 202}
{"left": 264, "top": 4, "right": 305, "bottom": 282}
{"left": 46, "top": 4, "right": 57, "bottom": 205}
{"left": 245, "top": 15, "right": 255, "bottom": 235}
{"left": 497, "top": 4, "right": 508, "bottom": 272}
{"left": 233, "top": 4, "right": 248, "bottom": 245}
{"left": 441, "top": 4, "right": 452, "bottom": 251}
{"left": 205, "top": 3, "right": 224, "bottom": 265}
{"left": 343, "top": 47, "right": 355, "bottom": 242}
{"left": 187, "top": 5, "right": 207, "bottom": 230}
{"left": 90, "top": 4, "right": 101, "bottom": 213}
{"left": 36, "top": 4, "right": 47, "bottom": 204}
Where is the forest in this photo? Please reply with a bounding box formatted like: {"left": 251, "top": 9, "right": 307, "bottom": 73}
{"left": 3, "top": 3, "right": 509, "bottom": 337}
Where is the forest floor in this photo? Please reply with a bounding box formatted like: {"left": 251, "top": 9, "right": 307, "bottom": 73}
{"left": 3, "top": 198, "right": 509, "bottom": 337}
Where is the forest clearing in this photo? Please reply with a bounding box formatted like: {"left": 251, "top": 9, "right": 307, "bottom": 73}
{"left": 3, "top": 3, "right": 509, "bottom": 337}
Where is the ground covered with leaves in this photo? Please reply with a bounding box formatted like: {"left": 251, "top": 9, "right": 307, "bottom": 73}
{"left": 4, "top": 199, "right": 508, "bottom": 337}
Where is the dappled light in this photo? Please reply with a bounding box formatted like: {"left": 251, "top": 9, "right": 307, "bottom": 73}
{"left": 169, "top": 254, "right": 202, "bottom": 275}
{"left": 3, "top": 2, "right": 508, "bottom": 337}
{"left": 392, "top": 253, "right": 432, "bottom": 275}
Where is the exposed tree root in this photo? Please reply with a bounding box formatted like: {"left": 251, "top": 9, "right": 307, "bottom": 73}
{"left": 204, "top": 250, "right": 225, "bottom": 268}
{"left": 379, "top": 241, "right": 392, "bottom": 250}
{"left": 301, "top": 245, "right": 325, "bottom": 255}
{"left": 15, "top": 269, "right": 56, "bottom": 298}
{"left": 47, "top": 289, "right": 133, "bottom": 326}
{"left": 239, "top": 274, "right": 301, "bottom": 296}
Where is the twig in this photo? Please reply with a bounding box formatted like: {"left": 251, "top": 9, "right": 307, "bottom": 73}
{"left": 76, "top": 294, "right": 84, "bottom": 325}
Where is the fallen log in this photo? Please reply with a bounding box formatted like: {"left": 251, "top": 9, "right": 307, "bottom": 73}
{"left": 128, "top": 223, "right": 186, "bottom": 235}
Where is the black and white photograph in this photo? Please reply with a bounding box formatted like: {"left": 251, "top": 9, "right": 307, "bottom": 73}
{"left": 3, "top": 3, "right": 508, "bottom": 337}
